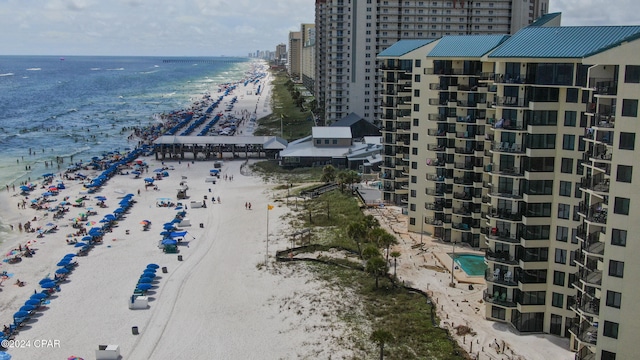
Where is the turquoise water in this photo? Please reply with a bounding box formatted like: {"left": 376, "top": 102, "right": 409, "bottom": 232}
{"left": 450, "top": 253, "right": 487, "bottom": 277}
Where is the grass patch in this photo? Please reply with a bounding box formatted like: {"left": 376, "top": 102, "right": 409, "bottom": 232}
{"left": 252, "top": 162, "right": 469, "bottom": 358}
{"left": 253, "top": 70, "right": 314, "bottom": 140}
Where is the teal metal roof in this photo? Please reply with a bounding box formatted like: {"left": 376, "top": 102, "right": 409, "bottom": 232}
{"left": 427, "top": 35, "right": 510, "bottom": 58}
{"left": 489, "top": 26, "right": 640, "bottom": 58}
{"left": 378, "top": 39, "right": 435, "bottom": 57}
{"left": 528, "top": 12, "right": 562, "bottom": 27}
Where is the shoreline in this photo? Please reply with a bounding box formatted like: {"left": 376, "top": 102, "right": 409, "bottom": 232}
{"left": 0, "top": 65, "right": 354, "bottom": 359}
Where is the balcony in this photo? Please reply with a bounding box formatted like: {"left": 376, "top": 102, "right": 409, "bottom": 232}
{"left": 569, "top": 324, "right": 598, "bottom": 346}
{"left": 590, "top": 78, "right": 618, "bottom": 96}
{"left": 484, "top": 228, "right": 521, "bottom": 244}
{"left": 487, "top": 207, "right": 523, "bottom": 222}
{"left": 453, "top": 192, "right": 473, "bottom": 201}
{"left": 485, "top": 269, "right": 517, "bottom": 286}
{"left": 483, "top": 290, "right": 517, "bottom": 308}
{"left": 486, "top": 249, "right": 518, "bottom": 265}
{"left": 574, "top": 298, "right": 600, "bottom": 317}
{"left": 580, "top": 177, "right": 609, "bottom": 194}
{"left": 494, "top": 73, "right": 525, "bottom": 84}
{"left": 581, "top": 269, "right": 602, "bottom": 286}
{"left": 491, "top": 141, "right": 524, "bottom": 154}
{"left": 452, "top": 222, "right": 473, "bottom": 231}
{"left": 495, "top": 97, "right": 529, "bottom": 108}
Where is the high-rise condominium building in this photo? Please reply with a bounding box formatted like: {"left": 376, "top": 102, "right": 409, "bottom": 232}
{"left": 288, "top": 31, "right": 302, "bottom": 80}
{"left": 275, "top": 43, "right": 287, "bottom": 66}
{"left": 378, "top": 17, "right": 640, "bottom": 360}
{"left": 301, "top": 24, "right": 317, "bottom": 92}
{"left": 314, "top": 0, "right": 549, "bottom": 126}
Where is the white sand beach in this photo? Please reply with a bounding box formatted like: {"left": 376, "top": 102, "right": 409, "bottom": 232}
{"left": 0, "top": 73, "right": 355, "bottom": 360}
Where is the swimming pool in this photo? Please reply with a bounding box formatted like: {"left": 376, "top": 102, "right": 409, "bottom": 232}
{"left": 449, "top": 253, "right": 487, "bottom": 277}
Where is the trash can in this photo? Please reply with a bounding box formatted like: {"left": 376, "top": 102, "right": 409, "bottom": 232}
{"left": 178, "top": 255, "right": 183, "bottom": 261}
{"left": 162, "top": 266, "right": 168, "bottom": 274}
{"left": 132, "top": 326, "right": 139, "bottom": 335}
{"left": 203, "top": 195, "right": 207, "bottom": 200}
{"left": 199, "top": 223, "right": 204, "bottom": 228}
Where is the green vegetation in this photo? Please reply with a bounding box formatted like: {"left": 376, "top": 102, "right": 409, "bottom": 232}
{"left": 253, "top": 162, "right": 468, "bottom": 359}
{"left": 253, "top": 70, "right": 314, "bottom": 141}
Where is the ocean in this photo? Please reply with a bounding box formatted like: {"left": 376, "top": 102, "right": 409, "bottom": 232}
{"left": 0, "top": 55, "right": 253, "bottom": 234}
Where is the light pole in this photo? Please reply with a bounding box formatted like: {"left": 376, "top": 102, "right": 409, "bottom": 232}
{"left": 420, "top": 213, "right": 424, "bottom": 245}
{"left": 450, "top": 241, "right": 456, "bottom": 287}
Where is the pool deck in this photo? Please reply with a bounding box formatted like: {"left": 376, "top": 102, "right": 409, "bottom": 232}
{"left": 433, "top": 251, "right": 486, "bottom": 285}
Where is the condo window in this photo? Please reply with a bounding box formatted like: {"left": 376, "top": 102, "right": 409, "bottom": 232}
{"left": 563, "top": 111, "right": 577, "bottom": 126}
{"left": 624, "top": 65, "right": 640, "bottom": 83}
{"left": 621, "top": 99, "right": 638, "bottom": 117}
{"left": 565, "top": 88, "right": 579, "bottom": 103}
{"left": 603, "top": 321, "right": 619, "bottom": 339}
{"left": 562, "top": 135, "right": 575, "bottom": 150}
{"left": 601, "top": 350, "right": 617, "bottom": 360}
{"left": 556, "top": 226, "right": 568, "bottom": 242}
{"left": 611, "top": 229, "right": 627, "bottom": 246}
{"left": 554, "top": 249, "right": 567, "bottom": 264}
{"left": 616, "top": 165, "right": 633, "bottom": 183}
{"left": 619, "top": 132, "right": 635, "bottom": 150}
{"left": 527, "top": 134, "right": 556, "bottom": 149}
{"left": 613, "top": 197, "right": 630, "bottom": 215}
{"left": 606, "top": 290, "right": 622, "bottom": 309}
{"left": 608, "top": 260, "right": 624, "bottom": 278}
{"left": 559, "top": 181, "right": 571, "bottom": 197}
{"left": 551, "top": 292, "right": 564, "bottom": 308}
{"left": 491, "top": 306, "right": 505, "bottom": 320}
{"left": 560, "top": 158, "right": 573, "bottom": 173}
{"left": 553, "top": 271, "right": 565, "bottom": 286}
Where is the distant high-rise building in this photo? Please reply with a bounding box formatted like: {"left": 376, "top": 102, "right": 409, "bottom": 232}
{"left": 275, "top": 43, "right": 287, "bottom": 65}
{"left": 301, "top": 23, "right": 316, "bottom": 91}
{"left": 314, "top": 0, "right": 550, "bottom": 125}
{"left": 288, "top": 31, "right": 302, "bottom": 79}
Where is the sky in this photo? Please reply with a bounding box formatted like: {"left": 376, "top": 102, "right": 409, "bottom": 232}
{"left": 0, "top": 0, "right": 638, "bottom": 57}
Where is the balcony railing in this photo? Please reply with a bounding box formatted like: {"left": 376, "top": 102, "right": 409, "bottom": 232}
{"left": 487, "top": 207, "right": 523, "bottom": 221}
{"left": 486, "top": 249, "right": 518, "bottom": 265}
{"left": 569, "top": 324, "right": 598, "bottom": 346}
{"left": 483, "top": 290, "right": 517, "bottom": 307}
{"left": 496, "top": 97, "right": 529, "bottom": 107}
{"left": 590, "top": 78, "right": 618, "bottom": 96}
{"left": 485, "top": 269, "right": 517, "bottom": 286}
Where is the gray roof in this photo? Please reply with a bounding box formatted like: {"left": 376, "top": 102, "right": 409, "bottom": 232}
{"left": 312, "top": 127, "right": 352, "bottom": 139}
{"left": 280, "top": 138, "right": 381, "bottom": 160}
{"left": 378, "top": 39, "right": 435, "bottom": 57}
{"left": 427, "top": 35, "right": 509, "bottom": 58}
{"left": 153, "top": 135, "right": 288, "bottom": 150}
{"left": 331, "top": 112, "right": 363, "bottom": 127}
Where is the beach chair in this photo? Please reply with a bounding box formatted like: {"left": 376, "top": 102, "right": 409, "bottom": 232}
{"left": 500, "top": 293, "right": 507, "bottom": 302}
{"left": 504, "top": 271, "right": 513, "bottom": 282}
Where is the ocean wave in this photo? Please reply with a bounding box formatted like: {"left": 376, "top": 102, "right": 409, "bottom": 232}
{"left": 0, "top": 73, "right": 14, "bottom": 77}
{"left": 90, "top": 68, "right": 101, "bottom": 71}
{"left": 140, "top": 70, "right": 159, "bottom": 74}
{"left": 26, "top": 68, "right": 41, "bottom": 71}
{"left": 106, "top": 68, "right": 125, "bottom": 71}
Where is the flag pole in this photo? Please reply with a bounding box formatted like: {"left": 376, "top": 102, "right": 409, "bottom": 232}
{"left": 266, "top": 205, "right": 269, "bottom": 269}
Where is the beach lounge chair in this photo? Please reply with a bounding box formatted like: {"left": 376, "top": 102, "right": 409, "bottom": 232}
{"left": 493, "top": 268, "right": 500, "bottom": 280}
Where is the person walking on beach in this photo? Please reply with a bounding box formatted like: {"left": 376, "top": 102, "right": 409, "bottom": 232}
{"left": 248, "top": 202, "right": 251, "bottom": 210}
{"left": 245, "top": 202, "right": 248, "bottom": 210}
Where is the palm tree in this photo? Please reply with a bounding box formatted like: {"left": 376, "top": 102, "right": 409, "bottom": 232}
{"left": 370, "top": 329, "right": 394, "bottom": 360}
{"left": 363, "top": 214, "right": 379, "bottom": 229}
{"left": 336, "top": 170, "right": 349, "bottom": 192}
{"left": 346, "top": 222, "right": 367, "bottom": 256}
{"left": 362, "top": 245, "right": 381, "bottom": 260}
{"left": 378, "top": 232, "right": 398, "bottom": 264}
{"left": 390, "top": 251, "right": 401, "bottom": 277}
{"left": 365, "top": 256, "right": 388, "bottom": 288}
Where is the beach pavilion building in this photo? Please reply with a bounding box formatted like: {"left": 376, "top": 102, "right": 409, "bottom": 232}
{"left": 378, "top": 18, "right": 640, "bottom": 359}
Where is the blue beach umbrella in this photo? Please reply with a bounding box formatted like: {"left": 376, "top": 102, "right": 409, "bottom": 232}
{"left": 26, "top": 298, "right": 41, "bottom": 306}
{"left": 57, "top": 259, "right": 70, "bottom": 266}
{"left": 147, "top": 263, "right": 159, "bottom": 269}
{"left": 20, "top": 305, "right": 35, "bottom": 313}
{"left": 144, "top": 178, "right": 154, "bottom": 183}
{"left": 55, "top": 268, "right": 70, "bottom": 274}
{"left": 74, "top": 242, "right": 87, "bottom": 248}
{"left": 31, "top": 293, "right": 48, "bottom": 301}
{"left": 13, "top": 311, "right": 29, "bottom": 319}
{"left": 39, "top": 277, "right": 53, "bottom": 285}
{"left": 41, "top": 281, "right": 57, "bottom": 289}
{"left": 64, "top": 254, "right": 77, "bottom": 258}
{"left": 136, "top": 283, "right": 152, "bottom": 291}
{"left": 142, "top": 272, "right": 156, "bottom": 279}
{"left": 138, "top": 277, "right": 153, "bottom": 284}
{"left": 81, "top": 236, "right": 93, "bottom": 241}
